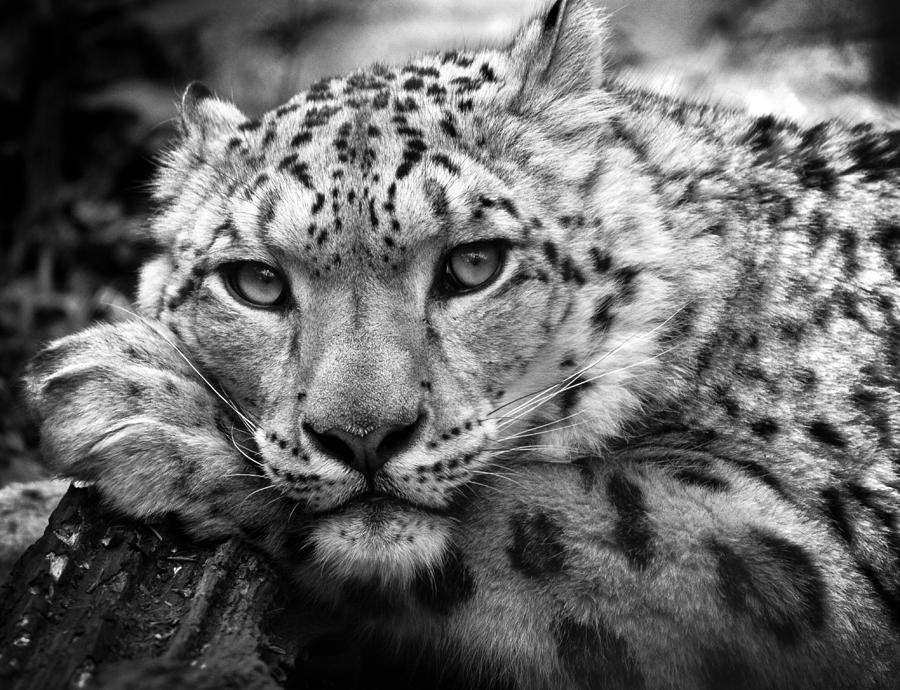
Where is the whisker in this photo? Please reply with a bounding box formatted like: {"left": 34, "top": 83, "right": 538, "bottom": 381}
{"left": 232, "top": 440, "right": 262, "bottom": 459}
{"left": 488, "top": 443, "right": 582, "bottom": 453}
{"left": 103, "top": 303, "right": 260, "bottom": 431}
{"left": 469, "top": 472, "right": 528, "bottom": 491}
{"left": 562, "top": 303, "right": 691, "bottom": 384}
{"left": 496, "top": 343, "right": 682, "bottom": 432}
{"left": 487, "top": 302, "right": 691, "bottom": 424}
{"left": 463, "top": 480, "right": 504, "bottom": 495}
{"left": 486, "top": 379, "right": 565, "bottom": 418}
{"left": 494, "top": 381, "right": 578, "bottom": 431}
{"left": 491, "top": 420, "right": 593, "bottom": 449}
{"left": 470, "top": 464, "right": 526, "bottom": 478}
{"left": 487, "top": 443, "right": 584, "bottom": 457}
{"left": 230, "top": 436, "right": 263, "bottom": 459}
{"left": 230, "top": 428, "right": 265, "bottom": 468}
{"left": 237, "top": 484, "right": 278, "bottom": 511}
{"left": 503, "top": 344, "right": 682, "bottom": 429}
{"left": 487, "top": 380, "right": 565, "bottom": 426}
{"left": 494, "top": 410, "right": 586, "bottom": 442}
{"left": 263, "top": 493, "right": 287, "bottom": 510}
{"left": 460, "top": 476, "right": 523, "bottom": 497}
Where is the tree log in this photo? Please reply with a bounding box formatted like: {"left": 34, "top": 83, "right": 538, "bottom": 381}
{"left": 0, "top": 485, "right": 300, "bottom": 690}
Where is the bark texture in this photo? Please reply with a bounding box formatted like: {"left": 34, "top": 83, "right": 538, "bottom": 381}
{"left": 0, "top": 485, "right": 298, "bottom": 690}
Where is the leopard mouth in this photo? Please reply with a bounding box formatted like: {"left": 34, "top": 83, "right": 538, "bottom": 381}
{"left": 263, "top": 442, "right": 486, "bottom": 516}
{"left": 335, "top": 489, "right": 449, "bottom": 519}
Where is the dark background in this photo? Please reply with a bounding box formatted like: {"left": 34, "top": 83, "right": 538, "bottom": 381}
{"left": 1, "top": 0, "right": 898, "bottom": 487}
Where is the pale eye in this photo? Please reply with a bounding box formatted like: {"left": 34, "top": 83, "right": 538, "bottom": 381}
{"left": 225, "top": 261, "right": 287, "bottom": 307}
{"left": 444, "top": 241, "right": 505, "bottom": 293}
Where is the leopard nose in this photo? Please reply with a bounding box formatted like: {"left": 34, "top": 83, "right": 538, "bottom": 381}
{"left": 303, "top": 414, "right": 425, "bottom": 478}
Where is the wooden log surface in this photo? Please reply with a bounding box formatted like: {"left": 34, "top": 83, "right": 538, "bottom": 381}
{"left": 0, "top": 485, "right": 298, "bottom": 690}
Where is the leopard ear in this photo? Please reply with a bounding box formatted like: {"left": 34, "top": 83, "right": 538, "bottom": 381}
{"left": 179, "top": 81, "right": 245, "bottom": 143}
{"left": 508, "top": 0, "right": 605, "bottom": 112}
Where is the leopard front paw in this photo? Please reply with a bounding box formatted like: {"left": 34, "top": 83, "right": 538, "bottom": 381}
{"left": 25, "top": 318, "right": 271, "bottom": 539}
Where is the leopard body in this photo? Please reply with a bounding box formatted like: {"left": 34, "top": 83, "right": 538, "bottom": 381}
{"left": 16, "top": 0, "right": 900, "bottom": 687}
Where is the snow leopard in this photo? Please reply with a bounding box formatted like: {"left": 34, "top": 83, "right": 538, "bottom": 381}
{"left": 18, "top": 0, "right": 900, "bottom": 687}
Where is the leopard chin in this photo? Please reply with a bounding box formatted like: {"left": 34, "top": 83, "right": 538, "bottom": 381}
{"left": 307, "top": 498, "right": 454, "bottom": 587}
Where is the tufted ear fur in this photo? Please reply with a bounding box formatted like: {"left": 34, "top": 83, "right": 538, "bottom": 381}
{"left": 149, "top": 83, "right": 247, "bottom": 247}
{"left": 508, "top": 0, "right": 605, "bottom": 113}
{"left": 179, "top": 81, "right": 246, "bottom": 144}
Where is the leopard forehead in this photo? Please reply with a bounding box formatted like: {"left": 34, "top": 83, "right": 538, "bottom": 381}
{"left": 151, "top": 4, "right": 614, "bottom": 280}
{"left": 156, "top": 51, "right": 543, "bottom": 266}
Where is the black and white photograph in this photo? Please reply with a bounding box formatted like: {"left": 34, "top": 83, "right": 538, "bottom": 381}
{"left": 1, "top": 1, "right": 899, "bottom": 687}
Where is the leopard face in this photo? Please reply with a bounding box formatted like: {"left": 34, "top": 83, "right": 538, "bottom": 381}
{"left": 138, "top": 0, "right": 684, "bottom": 589}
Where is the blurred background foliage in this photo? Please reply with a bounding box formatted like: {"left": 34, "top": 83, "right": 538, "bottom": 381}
{"left": 0, "top": 0, "right": 898, "bottom": 486}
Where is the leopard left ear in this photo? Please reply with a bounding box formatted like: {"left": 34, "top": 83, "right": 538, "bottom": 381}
{"left": 179, "top": 81, "right": 246, "bottom": 144}
{"left": 508, "top": 0, "right": 605, "bottom": 112}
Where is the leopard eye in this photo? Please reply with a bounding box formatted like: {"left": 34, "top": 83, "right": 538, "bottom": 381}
{"left": 224, "top": 261, "right": 287, "bottom": 307}
{"left": 443, "top": 241, "right": 506, "bottom": 293}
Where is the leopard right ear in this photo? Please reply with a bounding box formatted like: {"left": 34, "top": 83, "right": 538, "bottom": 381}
{"left": 507, "top": 0, "right": 606, "bottom": 113}
{"left": 179, "top": 81, "right": 246, "bottom": 143}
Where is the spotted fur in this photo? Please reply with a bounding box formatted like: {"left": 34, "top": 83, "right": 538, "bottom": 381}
{"left": 17, "top": 0, "right": 900, "bottom": 687}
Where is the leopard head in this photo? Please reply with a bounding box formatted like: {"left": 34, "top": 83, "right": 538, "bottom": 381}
{"left": 139, "top": 0, "right": 684, "bottom": 592}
